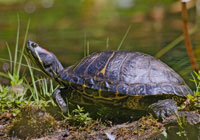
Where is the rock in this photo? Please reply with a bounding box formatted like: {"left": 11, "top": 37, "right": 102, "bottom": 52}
{"left": 163, "top": 111, "right": 200, "bottom": 125}
{"left": 7, "top": 106, "right": 58, "bottom": 139}
{"left": 104, "top": 115, "right": 164, "bottom": 140}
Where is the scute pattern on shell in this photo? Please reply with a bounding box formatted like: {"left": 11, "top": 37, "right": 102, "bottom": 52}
{"left": 60, "top": 51, "right": 192, "bottom": 96}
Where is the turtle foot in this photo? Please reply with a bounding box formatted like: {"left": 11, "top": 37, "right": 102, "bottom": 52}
{"left": 53, "top": 89, "right": 68, "bottom": 113}
{"left": 149, "top": 99, "right": 178, "bottom": 120}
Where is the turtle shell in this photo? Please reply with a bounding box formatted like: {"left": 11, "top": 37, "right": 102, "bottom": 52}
{"left": 60, "top": 51, "right": 192, "bottom": 98}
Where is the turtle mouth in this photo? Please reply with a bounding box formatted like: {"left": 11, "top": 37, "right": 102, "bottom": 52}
{"left": 27, "top": 41, "right": 40, "bottom": 61}
{"left": 27, "top": 40, "right": 38, "bottom": 57}
{"left": 26, "top": 44, "right": 50, "bottom": 77}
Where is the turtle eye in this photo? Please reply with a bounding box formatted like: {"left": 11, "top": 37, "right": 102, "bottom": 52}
{"left": 31, "top": 43, "right": 38, "bottom": 48}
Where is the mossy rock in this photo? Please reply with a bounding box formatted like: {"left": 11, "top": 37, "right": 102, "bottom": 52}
{"left": 7, "top": 106, "right": 58, "bottom": 139}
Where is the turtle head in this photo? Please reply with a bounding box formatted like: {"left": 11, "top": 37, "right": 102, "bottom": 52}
{"left": 27, "top": 40, "right": 64, "bottom": 80}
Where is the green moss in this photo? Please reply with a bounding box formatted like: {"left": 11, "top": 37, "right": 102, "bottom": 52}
{"left": 8, "top": 106, "right": 58, "bottom": 139}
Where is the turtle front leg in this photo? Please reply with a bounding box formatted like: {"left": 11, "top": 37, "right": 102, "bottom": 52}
{"left": 53, "top": 88, "right": 68, "bottom": 113}
{"left": 149, "top": 99, "right": 178, "bottom": 120}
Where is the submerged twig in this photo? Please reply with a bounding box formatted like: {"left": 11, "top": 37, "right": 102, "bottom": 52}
{"left": 181, "top": 0, "right": 199, "bottom": 71}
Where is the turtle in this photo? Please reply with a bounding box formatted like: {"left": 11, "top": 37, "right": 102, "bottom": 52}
{"left": 26, "top": 40, "right": 193, "bottom": 120}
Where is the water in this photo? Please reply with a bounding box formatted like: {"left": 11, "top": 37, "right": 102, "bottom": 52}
{"left": 0, "top": 0, "right": 199, "bottom": 87}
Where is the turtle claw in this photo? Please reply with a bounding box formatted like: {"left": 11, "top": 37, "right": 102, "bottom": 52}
{"left": 149, "top": 99, "right": 178, "bottom": 120}
{"left": 53, "top": 89, "right": 68, "bottom": 113}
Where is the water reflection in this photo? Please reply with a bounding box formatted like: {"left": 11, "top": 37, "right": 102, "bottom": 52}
{"left": 0, "top": 0, "right": 198, "bottom": 87}
{"left": 41, "top": 0, "right": 54, "bottom": 8}
{"left": 116, "top": 0, "right": 135, "bottom": 9}
{"left": 24, "top": 1, "right": 36, "bottom": 13}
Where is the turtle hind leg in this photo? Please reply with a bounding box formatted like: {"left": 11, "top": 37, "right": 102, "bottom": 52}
{"left": 53, "top": 88, "right": 68, "bottom": 114}
{"left": 149, "top": 99, "right": 178, "bottom": 120}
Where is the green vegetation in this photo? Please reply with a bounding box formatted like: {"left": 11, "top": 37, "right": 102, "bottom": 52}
{"left": 179, "top": 71, "right": 200, "bottom": 111}
{"left": 0, "top": 20, "right": 57, "bottom": 118}
{"left": 175, "top": 71, "right": 200, "bottom": 137}
{"left": 66, "top": 105, "right": 92, "bottom": 126}
{"left": 190, "top": 71, "right": 200, "bottom": 105}
{"left": 0, "top": 84, "right": 28, "bottom": 116}
{"left": 176, "top": 114, "right": 187, "bottom": 137}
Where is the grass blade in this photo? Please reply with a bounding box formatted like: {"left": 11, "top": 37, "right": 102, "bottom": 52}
{"left": 17, "top": 18, "right": 30, "bottom": 76}
{"left": 87, "top": 41, "right": 90, "bottom": 56}
{"left": 0, "top": 58, "right": 41, "bottom": 72}
{"left": 155, "top": 26, "right": 197, "bottom": 58}
{"left": 0, "top": 72, "right": 9, "bottom": 79}
{"left": 24, "top": 55, "right": 39, "bottom": 102}
{"left": 117, "top": 25, "right": 132, "bottom": 50}
{"left": 83, "top": 32, "right": 87, "bottom": 57}
{"left": 6, "top": 42, "right": 12, "bottom": 73}
{"left": 14, "top": 15, "right": 20, "bottom": 75}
